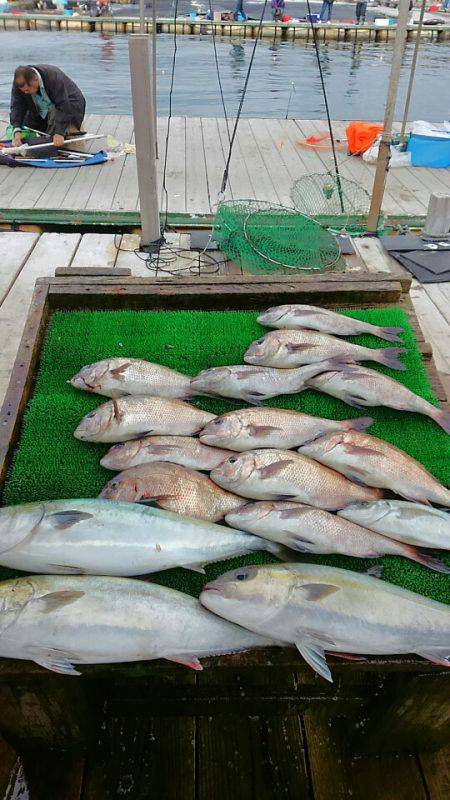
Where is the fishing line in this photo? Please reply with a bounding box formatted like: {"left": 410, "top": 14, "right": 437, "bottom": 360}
{"left": 161, "top": 0, "right": 180, "bottom": 235}
{"left": 208, "top": 0, "right": 231, "bottom": 142}
{"left": 305, "top": 0, "right": 344, "bottom": 212}
{"left": 219, "top": 0, "right": 269, "bottom": 198}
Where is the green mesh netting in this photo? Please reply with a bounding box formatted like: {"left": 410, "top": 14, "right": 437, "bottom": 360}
{"left": 213, "top": 200, "right": 342, "bottom": 274}
{"left": 290, "top": 174, "right": 381, "bottom": 236}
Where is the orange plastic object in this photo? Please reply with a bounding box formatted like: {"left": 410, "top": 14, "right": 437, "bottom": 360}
{"left": 296, "top": 134, "right": 347, "bottom": 152}
{"left": 346, "top": 122, "right": 383, "bottom": 155}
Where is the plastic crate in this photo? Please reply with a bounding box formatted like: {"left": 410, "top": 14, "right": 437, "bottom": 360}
{"left": 407, "top": 133, "right": 450, "bottom": 168}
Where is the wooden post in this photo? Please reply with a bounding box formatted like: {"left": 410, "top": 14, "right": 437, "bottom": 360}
{"left": 400, "top": 0, "right": 427, "bottom": 137}
{"left": 128, "top": 34, "right": 160, "bottom": 248}
{"left": 139, "top": 0, "right": 145, "bottom": 33}
{"left": 422, "top": 193, "right": 450, "bottom": 240}
{"left": 366, "top": 0, "right": 410, "bottom": 233}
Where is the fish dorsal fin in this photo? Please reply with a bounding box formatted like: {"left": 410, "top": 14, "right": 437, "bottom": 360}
{"left": 47, "top": 510, "right": 94, "bottom": 531}
{"left": 27, "top": 645, "right": 81, "bottom": 676}
{"left": 295, "top": 640, "right": 333, "bottom": 682}
{"left": 299, "top": 583, "right": 341, "bottom": 601}
{"left": 34, "top": 590, "right": 85, "bottom": 614}
{"left": 257, "top": 460, "right": 295, "bottom": 479}
{"left": 184, "top": 564, "right": 206, "bottom": 574}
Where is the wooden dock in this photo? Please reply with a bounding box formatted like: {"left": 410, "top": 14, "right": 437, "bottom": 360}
{"left": 1, "top": 13, "right": 449, "bottom": 39}
{"left": 2, "top": 114, "right": 450, "bottom": 219}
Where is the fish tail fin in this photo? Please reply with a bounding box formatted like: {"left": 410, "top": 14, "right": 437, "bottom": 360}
{"left": 429, "top": 406, "right": 450, "bottom": 435}
{"left": 264, "top": 541, "right": 294, "bottom": 562}
{"left": 345, "top": 416, "right": 373, "bottom": 432}
{"left": 415, "top": 649, "right": 450, "bottom": 668}
{"left": 375, "top": 347, "right": 407, "bottom": 371}
{"left": 376, "top": 326, "right": 404, "bottom": 343}
{"left": 410, "top": 548, "right": 450, "bottom": 574}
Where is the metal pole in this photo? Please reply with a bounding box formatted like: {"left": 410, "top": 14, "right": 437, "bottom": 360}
{"left": 129, "top": 34, "right": 160, "bottom": 248}
{"left": 400, "top": 0, "right": 426, "bottom": 137}
{"left": 152, "top": 0, "right": 158, "bottom": 157}
{"left": 366, "top": 0, "right": 410, "bottom": 233}
{"left": 139, "top": 0, "right": 145, "bottom": 33}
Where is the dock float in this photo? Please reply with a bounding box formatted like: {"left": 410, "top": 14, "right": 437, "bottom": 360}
{"left": 0, "top": 13, "right": 449, "bottom": 40}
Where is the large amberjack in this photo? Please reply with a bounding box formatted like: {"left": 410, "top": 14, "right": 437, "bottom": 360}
{"left": 0, "top": 575, "right": 278, "bottom": 674}
{"left": 200, "top": 563, "right": 450, "bottom": 682}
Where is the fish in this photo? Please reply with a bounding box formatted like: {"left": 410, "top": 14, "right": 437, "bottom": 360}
{"left": 70, "top": 358, "right": 193, "bottom": 399}
{"left": 74, "top": 396, "right": 216, "bottom": 443}
{"left": 100, "top": 435, "right": 233, "bottom": 471}
{"left": 200, "top": 407, "right": 372, "bottom": 451}
{"left": 298, "top": 430, "right": 450, "bottom": 507}
{"left": 258, "top": 304, "right": 404, "bottom": 342}
{"left": 305, "top": 364, "right": 450, "bottom": 434}
{"left": 210, "top": 449, "right": 383, "bottom": 511}
{"left": 0, "top": 574, "right": 278, "bottom": 675}
{"left": 338, "top": 500, "right": 450, "bottom": 550}
{"left": 200, "top": 563, "right": 450, "bottom": 682}
{"left": 99, "top": 462, "right": 245, "bottom": 521}
{"left": 244, "top": 330, "right": 406, "bottom": 371}
{"left": 225, "top": 501, "right": 450, "bottom": 573}
{"left": 190, "top": 359, "right": 345, "bottom": 404}
{"left": 0, "top": 499, "right": 285, "bottom": 576}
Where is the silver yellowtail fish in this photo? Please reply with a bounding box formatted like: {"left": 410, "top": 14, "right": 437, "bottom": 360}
{"left": 74, "top": 396, "right": 216, "bottom": 443}
{"left": 0, "top": 499, "right": 284, "bottom": 576}
{"left": 305, "top": 364, "right": 450, "bottom": 434}
{"left": 210, "top": 449, "right": 383, "bottom": 511}
{"left": 70, "top": 358, "right": 193, "bottom": 399}
{"left": 0, "top": 575, "right": 278, "bottom": 675}
{"left": 225, "top": 501, "right": 449, "bottom": 573}
{"left": 298, "top": 430, "right": 450, "bottom": 507}
{"left": 101, "top": 435, "right": 233, "bottom": 471}
{"left": 190, "top": 359, "right": 343, "bottom": 404}
{"left": 258, "top": 305, "right": 404, "bottom": 342}
{"left": 200, "top": 563, "right": 450, "bottom": 682}
{"left": 339, "top": 500, "right": 450, "bottom": 550}
{"left": 200, "top": 407, "right": 372, "bottom": 451}
{"left": 244, "top": 330, "right": 406, "bottom": 371}
{"left": 99, "top": 462, "right": 245, "bottom": 521}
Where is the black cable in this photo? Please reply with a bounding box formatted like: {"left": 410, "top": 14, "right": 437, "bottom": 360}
{"left": 305, "top": 0, "right": 344, "bottom": 213}
{"left": 161, "top": 0, "right": 179, "bottom": 233}
{"left": 219, "top": 0, "right": 269, "bottom": 197}
{"left": 208, "top": 0, "right": 230, "bottom": 142}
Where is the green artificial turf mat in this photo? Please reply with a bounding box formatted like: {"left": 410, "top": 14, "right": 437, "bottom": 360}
{"left": 1, "top": 307, "right": 449, "bottom": 603}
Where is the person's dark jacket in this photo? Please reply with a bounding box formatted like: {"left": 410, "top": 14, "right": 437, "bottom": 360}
{"left": 10, "top": 65, "right": 86, "bottom": 135}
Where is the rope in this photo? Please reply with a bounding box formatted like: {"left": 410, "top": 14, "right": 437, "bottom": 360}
{"left": 219, "top": 0, "right": 269, "bottom": 197}
{"left": 304, "top": 0, "right": 344, "bottom": 213}
{"left": 208, "top": 0, "right": 230, "bottom": 143}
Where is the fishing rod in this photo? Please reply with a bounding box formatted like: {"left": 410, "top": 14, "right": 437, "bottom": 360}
{"left": 1, "top": 133, "right": 105, "bottom": 156}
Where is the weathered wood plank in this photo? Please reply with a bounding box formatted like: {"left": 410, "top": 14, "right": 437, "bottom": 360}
{"left": 70, "top": 233, "right": 120, "bottom": 270}
{"left": 0, "top": 232, "right": 39, "bottom": 305}
{"left": 58, "top": 115, "right": 116, "bottom": 211}
{"left": 419, "top": 745, "right": 450, "bottom": 800}
{"left": 86, "top": 115, "right": 133, "bottom": 211}
{"left": 185, "top": 116, "right": 210, "bottom": 214}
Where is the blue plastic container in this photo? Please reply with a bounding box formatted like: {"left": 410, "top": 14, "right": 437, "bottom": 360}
{"left": 407, "top": 133, "right": 450, "bottom": 168}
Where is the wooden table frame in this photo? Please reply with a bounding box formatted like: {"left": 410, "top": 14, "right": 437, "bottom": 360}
{"left": 0, "top": 274, "right": 448, "bottom": 756}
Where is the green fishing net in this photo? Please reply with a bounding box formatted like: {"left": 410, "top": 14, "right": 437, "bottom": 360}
{"left": 213, "top": 200, "right": 342, "bottom": 274}
{"left": 290, "top": 174, "right": 382, "bottom": 236}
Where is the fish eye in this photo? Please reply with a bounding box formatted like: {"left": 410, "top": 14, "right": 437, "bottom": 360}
{"left": 112, "top": 443, "right": 125, "bottom": 450}
{"left": 213, "top": 419, "right": 222, "bottom": 426}
{"left": 236, "top": 572, "right": 248, "bottom": 581}
{"left": 86, "top": 412, "right": 96, "bottom": 419}
{"left": 228, "top": 457, "right": 237, "bottom": 464}
{"left": 255, "top": 338, "right": 264, "bottom": 345}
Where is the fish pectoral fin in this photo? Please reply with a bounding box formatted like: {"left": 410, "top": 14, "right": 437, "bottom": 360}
{"left": 257, "top": 460, "right": 295, "bottom": 479}
{"left": 247, "top": 424, "right": 283, "bottom": 437}
{"left": 48, "top": 564, "right": 86, "bottom": 575}
{"left": 343, "top": 443, "right": 383, "bottom": 458}
{"left": 27, "top": 646, "right": 81, "bottom": 676}
{"left": 343, "top": 394, "right": 367, "bottom": 409}
{"left": 295, "top": 640, "right": 333, "bottom": 683}
{"left": 109, "top": 362, "right": 132, "bottom": 379}
{"left": 286, "top": 343, "right": 317, "bottom": 353}
{"left": 282, "top": 532, "right": 315, "bottom": 554}
{"left": 47, "top": 510, "right": 94, "bottom": 530}
{"left": 298, "top": 583, "right": 341, "bottom": 601}
{"left": 415, "top": 649, "right": 450, "bottom": 668}
{"left": 184, "top": 563, "right": 206, "bottom": 574}
{"left": 166, "top": 655, "right": 203, "bottom": 671}
{"left": 34, "top": 590, "right": 85, "bottom": 614}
